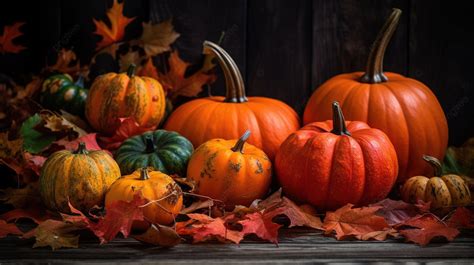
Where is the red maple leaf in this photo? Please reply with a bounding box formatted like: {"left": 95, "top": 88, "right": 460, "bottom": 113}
{"left": 54, "top": 133, "right": 102, "bottom": 152}
{"left": 322, "top": 204, "right": 391, "bottom": 240}
{"left": 93, "top": 0, "right": 135, "bottom": 50}
{"left": 399, "top": 214, "right": 460, "bottom": 246}
{"left": 446, "top": 207, "right": 474, "bottom": 229}
{"left": 97, "top": 117, "right": 154, "bottom": 151}
{"left": 372, "top": 199, "right": 420, "bottom": 226}
{"left": 0, "top": 220, "right": 23, "bottom": 238}
{"left": 239, "top": 212, "right": 281, "bottom": 244}
{"left": 0, "top": 22, "right": 26, "bottom": 54}
{"left": 1, "top": 208, "right": 57, "bottom": 225}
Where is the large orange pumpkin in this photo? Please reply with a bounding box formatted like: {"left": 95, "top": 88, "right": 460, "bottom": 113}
{"left": 303, "top": 9, "right": 448, "bottom": 182}
{"left": 164, "top": 41, "right": 299, "bottom": 160}
{"left": 85, "top": 64, "right": 166, "bottom": 135}
{"left": 187, "top": 130, "right": 272, "bottom": 207}
{"left": 276, "top": 102, "right": 398, "bottom": 210}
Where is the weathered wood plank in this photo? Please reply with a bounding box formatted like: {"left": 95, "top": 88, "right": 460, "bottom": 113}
{"left": 409, "top": 0, "right": 474, "bottom": 146}
{"left": 247, "top": 0, "right": 312, "bottom": 114}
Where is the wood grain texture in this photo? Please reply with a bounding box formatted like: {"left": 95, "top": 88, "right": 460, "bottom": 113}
{"left": 0, "top": 229, "right": 473, "bottom": 263}
{"left": 247, "top": 0, "right": 312, "bottom": 114}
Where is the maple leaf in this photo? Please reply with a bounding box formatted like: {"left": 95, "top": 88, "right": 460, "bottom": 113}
{"left": 1, "top": 208, "right": 56, "bottom": 225}
{"left": 133, "top": 224, "right": 182, "bottom": 247}
{"left": 322, "top": 204, "right": 390, "bottom": 240}
{"left": 118, "top": 50, "right": 140, "bottom": 72}
{"left": 267, "top": 197, "right": 323, "bottom": 230}
{"left": 140, "top": 20, "right": 180, "bottom": 57}
{"left": 46, "top": 49, "right": 81, "bottom": 75}
{"left": 40, "top": 110, "right": 87, "bottom": 137}
{"left": 372, "top": 199, "right": 420, "bottom": 226}
{"left": 0, "top": 132, "right": 23, "bottom": 159}
{"left": 24, "top": 220, "right": 80, "bottom": 250}
{"left": 23, "top": 152, "right": 46, "bottom": 176}
{"left": 446, "top": 207, "right": 474, "bottom": 229}
{"left": 97, "top": 117, "right": 153, "bottom": 151}
{"left": 93, "top": 192, "right": 147, "bottom": 244}
{"left": 0, "top": 22, "right": 26, "bottom": 54}
{"left": 239, "top": 212, "right": 281, "bottom": 244}
{"left": 137, "top": 58, "right": 159, "bottom": 80}
{"left": 360, "top": 228, "right": 399, "bottom": 241}
{"left": 0, "top": 182, "right": 42, "bottom": 209}
{"left": 53, "top": 133, "right": 102, "bottom": 152}
{"left": 180, "top": 199, "right": 214, "bottom": 215}
{"left": 0, "top": 220, "right": 22, "bottom": 238}
{"left": 176, "top": 213, "right": 244, "bottom": 244}
{"left": 158, "top": 51, "right": 216, "bottom": 98}
{"left": 93, "top": 0, "right": 135, "bottom": 50}
{"left": 399, "top": 214, "right": 460, "bottom": 246}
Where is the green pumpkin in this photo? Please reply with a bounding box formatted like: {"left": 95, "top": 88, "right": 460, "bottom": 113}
{"left": 40, "top": 74, "right": 88, "bottom": 116}
{"left": 115, "top": 130, "right": 194, "bottom": 176}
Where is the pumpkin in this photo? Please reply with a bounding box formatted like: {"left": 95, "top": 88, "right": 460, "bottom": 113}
{"left": 187, "top": 130, "right": 272, "bottom": 207}
{"left": 85, "top": 64, "right": 166, "bottom": 135}
{"left": 401, "top": 155, "right": 471, "bottom": 212}
{"left": 115, "top": 130, "right": 194, "bottom": 176}
{"left": 302, "top": 8, "right": 448, "bottom": 182}
{"left": 40, "top": 74, "right": 88, "bottom": 116}
{"left": 105, "top": 168, "right": 183, "bottom": 226}
{"left": 164, "top": 41, "right": 299, "bottom": 161}
{"left": 39, "top": 142, "right": 121, "bottom": 213}
{"left": 276, "top": 102, "right": 398, "bottom": 210}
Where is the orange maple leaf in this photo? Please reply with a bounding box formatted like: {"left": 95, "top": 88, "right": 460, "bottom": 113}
{"left": 0, "top": 22, "right": 26, "bottom": 54}
{"left": 93, "top": 0, "right": 135, "bottom": 50}
{"left": 137, "top": 57, "right": 159, "bottom": 80}
{"left": 158, "top": 51, "right": 216, "bottom": 98}
{"left": 47, "top": 48, "right": 81, "bottom": 74}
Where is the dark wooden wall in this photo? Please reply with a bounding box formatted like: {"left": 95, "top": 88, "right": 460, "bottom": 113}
{"left": 1, "top": 0, "right": 473, "bottom": 145}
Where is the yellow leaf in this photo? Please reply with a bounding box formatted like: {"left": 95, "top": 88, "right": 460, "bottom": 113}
{"left": 93, "top": 0, "right": 135, "bottom": 50}
{"left": 140, "top": 20, "right": 180, "bottom": 57}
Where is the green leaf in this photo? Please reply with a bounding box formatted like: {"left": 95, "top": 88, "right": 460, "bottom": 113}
{"left": 20, "top": 114, "right": 55, "bottom": 154}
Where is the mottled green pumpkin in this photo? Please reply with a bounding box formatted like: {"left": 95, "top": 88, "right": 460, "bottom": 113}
{"left": 115, "top": 130, "right": 194, "bottom": 176}
{"left": 39, "top": 142, "right": 121, "bottom": 213}
{"left": 40, "top": 74, "right": 88, "bottom": 116}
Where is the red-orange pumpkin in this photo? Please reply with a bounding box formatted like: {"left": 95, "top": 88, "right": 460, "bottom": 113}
{"left": 164, "top": 41, "right": 299, "bottom": 160}
{"left": 303, "top": 9, "right": 448, "bottom": 182}
{"left": 276, "top": 102, "right": 398, "bottom": 210}
{"left": 85, "top": 64, "right": 166, "bottom": 135}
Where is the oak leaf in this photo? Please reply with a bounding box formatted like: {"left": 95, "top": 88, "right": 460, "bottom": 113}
{"left": 399, "top": 214, "right": 459, "bottom": 246}
{"left": 93, "top": 0, "right": 135, "bottom": 50}
{"left": 140, "top": 20, "right": 180, "bottom": 57}
{"left": 0, "top": 22, "right": 26, "bottom": 54}
{"left": 0, "top": 220, "right": 23, "bottom": 238}
{"left": 322, "top": 204, "right": 390, "bottom": 240}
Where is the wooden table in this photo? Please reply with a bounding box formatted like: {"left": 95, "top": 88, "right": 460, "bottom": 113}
{"left": 1, "top": 228, "right": 473, "bottom": 264}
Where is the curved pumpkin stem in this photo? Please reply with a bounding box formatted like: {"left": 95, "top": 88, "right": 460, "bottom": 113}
{"left": 127, "top": 64, "right": 136, "bottom": 78}
{"left": 360, "top": 8, "right": 402, "bottom": 84}
{"left": 144, "top": 135, "right": 156, "bottom": 153}
{"left": 202, "top": 41, "right": 247, "bottom": 103}
{"left": 423, "top": 155, "right": 442, "bottom": 177}
{"left": 330, "top": 102, "right": 351, "bottom": 136}
{"left": 74, "top": 142, "right": 89, "bottom": 154}
{"left": 231, "top": 130, "right": 251, "bottom": 153}
{"left": 140, "top": 168, "right": 150, "bottom": 180}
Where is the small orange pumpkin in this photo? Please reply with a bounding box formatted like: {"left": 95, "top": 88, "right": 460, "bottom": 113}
{"left": 186, "top": 130, "right": 272, "bottom": 207}
{"left": 401, "top": 155, "right": 471, "bottom": 211}
{"left": 105, "top": 168, "right": 183, "bottom": 226}
{"left": 85, "top": 64, "right": 166, "bottom": 135}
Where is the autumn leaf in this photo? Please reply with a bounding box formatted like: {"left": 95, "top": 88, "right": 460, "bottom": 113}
{"left": 133, "top": 224, "right": 182, "bottom": 247}
{"left": 0, "top": 220, "right": 22, "bottom": 238}
{"left": 372, "top": 199, "right": 420, "bottom": 226}
{"left": 46, "top": 49, "right": 81, "bottom": 75}
{"left": 322, "top": 204, "right": 390, "bottom": 240}
{"left": 20, "top": 114, "right": 56, "bottom": 154}
{"left": 399, "top": 214, "right": 460, "bottom": 246}
{"left": 239, "top": 212, "right": 281, "bottom": 244}
{"left": 140, "top": 20, "right": 180, "bottom": 57}
{"left": 93, "top": 0, "right": 135, "bottom": 50}
{"left": 41, "top": 110, "right": 87, "bottom": 137}
{"left": 0, "top": 22, "right": 26, "bottom": 54}
{"left": 1, "top": 207, "right": 56, "bottom": 225}
{"left": 118, "top": 50, "right": 140, "bottom": 72}
{"left": 158, "top": 51, "right": 216, "bottom": 98}
{"left": 24, "top": 220, "right": 80, "bottom": 250}
{"left": 446, "top": 207, "right": 474, "bottom": 229}
{"left": 53, "top": 133, "right": 102, "bottom": 152}
{"left": 0, "top": 182, "right": 42, "bottom": 209}
{"left": 137, "top": 58, "right": 159, "bottom": 80}
{"left": 0, "top": 132, "right": 23, "bottom": 159}
{"left": 180, "top": 199, "right": 214, "bottom": 215}
{"left": 97, "top": 117, "right": 154, "bottom": 151}
{"left": 266, "top": 197, "right": 323, "bottom": 230}
{"left": 92, "top": 192, "right": 147, "bottom": 244}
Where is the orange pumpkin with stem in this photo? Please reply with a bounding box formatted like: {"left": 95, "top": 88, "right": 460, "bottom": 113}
{"left": 186, "top": 130, "right": 272, "bottom": 207}
{"left": 303, "top": 9, "right": 448, "bottom": 182}
{"left": 164, "top": 41, "right": 299, "bottom": 161}
{"left": 85, "top": 64, "right": 166, "bottom": 135}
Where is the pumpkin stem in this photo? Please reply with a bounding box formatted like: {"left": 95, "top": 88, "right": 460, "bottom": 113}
{"left": 360, "top": 8, "right": 402, "bottom": 84}
{"left": 330, "top": 102, "right": 351, "bottom": 136}
{"left": 423, "top": 155, "right": 442, "bottom": 177}
{"left": 127, "top": 64, "right": 136, "bottom": 78}
{"left": 202, "top": 41, "right": 247, "bottom": 103}
{"left": 144, "top": 135, "right": 156, "bottom": 153}
{"left": 140, "top": 168, "right": 150, "bottom": 180}
{"left": 74, "top": 142, "right": 89, "bottom": 154}
{"left": 231, "top": 130, "right": 251, "bottom": 153}
{"left": 75, "top": 75, "right": 84, "bottom": 87}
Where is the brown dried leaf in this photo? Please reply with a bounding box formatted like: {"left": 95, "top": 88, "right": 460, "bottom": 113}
{"left": 140, "top": 20, "right": 180, "bottom": 57}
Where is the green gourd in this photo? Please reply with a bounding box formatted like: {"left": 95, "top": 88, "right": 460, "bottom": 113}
{"left": 40, "top": 74, "right": 88, "bottom": 116}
